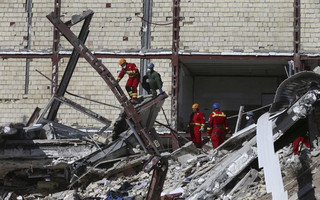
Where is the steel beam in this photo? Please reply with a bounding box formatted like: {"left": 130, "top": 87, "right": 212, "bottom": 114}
{"left": 51, "top": 0, "right": 61, "bottom": 94}
{"left": 170, "top": 0, "right": 180, "bottom": 150}
{"left": 293, "top": 0, "right": 302, "bottom": 72}
{"left": 47, "top": 10, "right": 93, "bottom": 121}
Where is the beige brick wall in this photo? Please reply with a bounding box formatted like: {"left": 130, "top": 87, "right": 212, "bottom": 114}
{"left": 58, "top": 0, "right": 143, "bottom": 51}
{"left": 0, "top": 58, "right": 52, "bottom": 125}
{"left": 301, "top": 1, "right": 320, "bottom": 53}
{"left": 151, "top": 0, "right": 173, "bottom": 49}
{"left": 180, "top": 0, "right": 294, "bottom": 53}
{"left": 32, "top": 0, "right": 53, "bottom": 51}
{"left": 0, "top": 1, "right": 28, "bottom": 51}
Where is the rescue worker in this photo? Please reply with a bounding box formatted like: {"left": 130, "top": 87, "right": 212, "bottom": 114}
{"left": 207, "top": 103, "right": 231, "bottom": 149}
{"left": 188, "top": 103, "right": 205, "bottom": 152}
{"left": 142, "top": 62, "right": 164, "bottom": 97}
{"left": 117, "top": 58, "right": 140, "bottom": 103}
{"left": 245, "top": 111, "right": 255, "bottom": 127}
{"left": 292, "top": 132, "right": 310, "bottom": 155}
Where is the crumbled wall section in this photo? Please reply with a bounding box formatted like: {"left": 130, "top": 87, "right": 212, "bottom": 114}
{"left": 180, "top": 0, "right": 294, "bottom": 53}
{"left": 301, "top": 1, "right": 320, "bottom": 53}
{"left": 0, "top": 1, "right": 28, "bottom": 51}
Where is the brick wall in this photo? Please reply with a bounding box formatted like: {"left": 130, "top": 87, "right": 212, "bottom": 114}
{"left": 179, "top": 0, "right": 294, "bottom": 53}
{"left": 59, "top": 0, "right": 143, "bottom": 51}
{"left": 301, "top": 1, "right": 320, "bottom": 53}
{"left": 0, "top": 1, "right": 28, "bottom": 51}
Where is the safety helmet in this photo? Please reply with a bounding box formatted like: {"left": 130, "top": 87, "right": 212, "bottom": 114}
{"left": 147, "top": 62, "right": 154, "bottom": 69}
{"left": 192, "top": 103, "right": 199, "bottom": 109}
{"left": 118, "top": 58, "right": 126, "bottom": 66}
{"left": 247, "top": 111, "right": 254, "bottom": 116}
{"left": 212, "top": 103, "right": 220, "bottom": 110}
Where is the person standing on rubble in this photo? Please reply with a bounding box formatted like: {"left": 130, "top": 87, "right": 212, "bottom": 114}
{"left": 188, "top": 103, "right": 206, "bottom": 152}
{"left": 117, "top": 58, "right": 140, "bottom": 103}
{"left": 245, "top": 111, "right": 255, "bottom": 127}
{"left": 142, "top": 62, "right": 164, "bottom": 97}
{"left": 207, "top": 103, "right": 232, "bottom": 149}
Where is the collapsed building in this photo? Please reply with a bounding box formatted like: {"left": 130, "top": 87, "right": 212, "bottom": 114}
{"left": 1, "top": 9, "right": 320, "bottom": 200}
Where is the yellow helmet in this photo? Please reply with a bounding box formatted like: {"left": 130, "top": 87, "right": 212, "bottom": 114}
{"left": 118, "top": 58, "right": 126, "bottom": 66}
{"left": 192, "top": 103, "right": 199, "bottom": 109}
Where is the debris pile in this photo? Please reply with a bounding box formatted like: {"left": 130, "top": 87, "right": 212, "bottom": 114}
{"left": 4, "top": 138, "right": 319, "bottom": 200}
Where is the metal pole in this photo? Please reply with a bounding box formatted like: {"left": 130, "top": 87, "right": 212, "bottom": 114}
{"left": 234, "top": 106, "right": 244, "bottom": 132}
{"left": 293, "top": 0, "right": 301, "bottom": 72}
{"left": 25, "top": 0, "right": 33, "bottom": 94}
{"left": 140, "top": 0, "right": 153, "bottom": 96}
{"left": 51, "top": 0, "right": 61, "bottom": 94}
{"left": 171, "top": 0, "right": 180, "bottom": 150}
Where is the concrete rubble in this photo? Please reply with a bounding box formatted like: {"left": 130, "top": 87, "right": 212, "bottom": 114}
{"left": 2, "top": 137, "right": 319, "bottom": 200}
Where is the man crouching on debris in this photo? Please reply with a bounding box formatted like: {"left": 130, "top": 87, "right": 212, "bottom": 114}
{"left": 188, "top": 103, "right": 206, "bottom": 153}
{"left": 207, "top": 103, "right": 232, "bottom": 149}
{"left": 142, "top": 62, "right": 164, "bottom": 97}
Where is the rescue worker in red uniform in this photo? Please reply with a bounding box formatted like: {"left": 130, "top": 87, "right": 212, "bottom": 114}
{"left": 188, "top": 103, "right": 205, "bottom": 152}
{"left": 292, "top": 133, "right": 310, "bottom": 155}
{"left": 207, "top": 103, "right": 231, "bottom": 149}
{"left": 117, "top": 58, "right": 140, "bottom": 103}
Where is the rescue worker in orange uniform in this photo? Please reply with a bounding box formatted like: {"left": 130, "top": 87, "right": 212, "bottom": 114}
{"left": 188, "top": 103, "right": 206, "bottom": 152}
{"left": 117, "top": 58, "right": 140, "bottom": 103}
{"left": 207, "top": 103, "right": 231, "bottom": 149}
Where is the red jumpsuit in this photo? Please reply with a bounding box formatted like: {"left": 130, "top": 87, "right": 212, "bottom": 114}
{"left": 207, "top": 109, "right": 230, "bottom": 149}
{"left": 188, "top": 111, "right": 205, "bottom": 148}
{"left": 292, "top": 136, "right": 310, "bottom": 155}
{"left": 117, "top": 63, "right": 140, "bottom": 100}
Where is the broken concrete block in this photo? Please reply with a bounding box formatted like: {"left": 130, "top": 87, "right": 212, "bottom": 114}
{"left": 93, "top": 133, "right": 108, "bottom": 144}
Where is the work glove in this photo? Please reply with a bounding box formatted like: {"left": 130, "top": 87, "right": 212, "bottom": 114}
{"left": 225, "top": 130, "right": 232, "bottom": 139}
{"left": 159, "top": 89, "right": 164, "bottom": 94}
